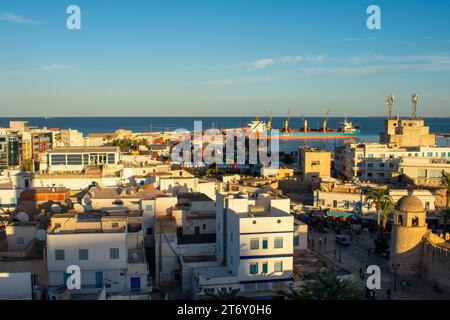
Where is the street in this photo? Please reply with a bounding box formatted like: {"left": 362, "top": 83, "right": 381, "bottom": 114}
{"left": 309, "top": 229, "right": 450, "bottom": 300}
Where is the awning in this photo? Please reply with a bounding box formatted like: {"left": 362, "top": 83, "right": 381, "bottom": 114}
{"left": 326, "top": 211, "right": 361, "bottom": 219}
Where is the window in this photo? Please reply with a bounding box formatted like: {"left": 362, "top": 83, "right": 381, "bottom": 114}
{"left": 51, "top": 154, "right": 66, "bottom": 165}
{"left": 262, "top": 262, "right": 268, "bottom": 274}
{"left": 333, "top": 200, "right": 338, "bottom": 208}
{"left": 55, "top": 249, "right": 65, "bottom": 261}
{"left": 367, "top": 163, "right": 373, "bottom": 168}
{"left": 249, "top": 263, "right": 258, "bottom": 275}
{"left": 112, "top": 222, "right": 119, "bottom": 228}
{"left": 145, "top": 204, "right": 153, "bottom": 211}
{"left": 294, "top": 235, "right": 300, "bottom": 246}
{"left": 262, "top": 238, "right": 268, "bottom": 249}
{"left": 250, "top": 238, "right": 259, "bottom": 250}
{"left": 110, "top": 248, "right": 120, "bottom": 259}
{"left": 274, "top": 237, "right": 283, "bottom": 249}
{"left": 67, "top": 154, "right": 83, "bottom": 165}
{"left": 10, "top": 198, "right": 17, "bottom": 205}
{"left": 274, "top": 261, "right": 283, "bottom": 273}
{"left": 344, "top": 201, "right": 350, "bottom": 210}
{"left": 79, "top": 249, "right": 89, "bottom": 260}
{"left": 17, "top": 237, "right": 25, "bottom": 245}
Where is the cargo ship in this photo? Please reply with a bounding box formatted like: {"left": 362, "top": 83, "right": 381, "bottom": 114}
{"left": 246, "top": 110, "right": 361, "bottom": 140}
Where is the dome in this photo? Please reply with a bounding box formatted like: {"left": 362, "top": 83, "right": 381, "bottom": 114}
{"left": 396, "top": 196, "right": 424, "bottom": 213}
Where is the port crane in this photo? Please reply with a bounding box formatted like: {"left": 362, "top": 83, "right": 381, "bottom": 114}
{"left": 267, "top": 111, "right": 273, "bottom": 131}
{"left": 322, "top": 109, "right": 330, "bottom": 132}
{"left": 283, "top": 108, "right": 292, "bottom": 132}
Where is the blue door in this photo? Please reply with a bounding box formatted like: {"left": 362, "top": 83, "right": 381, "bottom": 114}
{"left": 95, "top": 272, "right": 104, "bottom": 288}
{"left": 130, "top": 277, "right": 141, "bottom": 292}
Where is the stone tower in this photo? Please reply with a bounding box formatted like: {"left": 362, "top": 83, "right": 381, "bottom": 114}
{"left": 390, "top": 196, "right": 428, "bottom": 276}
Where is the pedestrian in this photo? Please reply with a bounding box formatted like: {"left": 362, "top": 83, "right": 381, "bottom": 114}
{"left": 311, "top": 239, "right": 315, "bottom": 250}
{"left": 359, "top": 267, "right": 363, "bottom": 279}
{"left": 318, "top": 238, "right": 322, "bottom": 249}
{"left": 386, "top": 289, "right": 392, "bottom": 300}
{"left": 324, "top": 237, "right": 327, "bottom": 245}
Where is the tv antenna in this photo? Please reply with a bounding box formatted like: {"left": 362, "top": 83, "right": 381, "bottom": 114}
{"left": 386, "top": 93, "right": 394, "bottom": 119}
{"left": 412, "top": 93, "right": 419, "bottom": 119}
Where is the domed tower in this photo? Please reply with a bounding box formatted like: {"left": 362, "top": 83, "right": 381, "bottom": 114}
{"left": 390, "top": 196, "right": 428, "bottom": 276}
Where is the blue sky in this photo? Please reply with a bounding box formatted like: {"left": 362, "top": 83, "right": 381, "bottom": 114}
{"left": 1, "top": 0, "right": 450, "bottom": 117}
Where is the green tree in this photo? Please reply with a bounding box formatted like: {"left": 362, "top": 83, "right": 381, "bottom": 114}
{"left": 205, "top": 288, "right": 246, "bottom": 300}
{"left": 441, "top": 170, "right": 450, "bottom": 208}
{"left": 279, "top": 274, "right": 363, "bottom": 300}
{"left": 380, "top": 197, "right": 395, "bottom": 230}
{"left": 365, "top": 189, "right": 393, "bottom": 227}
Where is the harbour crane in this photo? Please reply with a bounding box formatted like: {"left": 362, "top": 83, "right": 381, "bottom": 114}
{"left": 323, "top": 109, "right": 330, "bottom": 132}
{"left": 283, "top": 108, "right": 292, "bottom": 132}
{"left": 267, "top": 111, "right": 273, "bottom": 131}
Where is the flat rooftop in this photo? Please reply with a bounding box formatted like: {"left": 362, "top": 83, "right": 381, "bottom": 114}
{"left": 89, "top": 187, "right": 165, "bottom": 200}
{"left": 48, "top": 146, "right": 119, "bottom": 154}
{"left": 177, "top": 193, "right": 213, "bottom": 202}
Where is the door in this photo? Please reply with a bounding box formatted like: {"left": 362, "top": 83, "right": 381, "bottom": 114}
{"left": 130, "top": 277, "right": 141, "bottom": 292}
{"left": 95, "top": 272, "right": 104, "bottom": 288}
{"left": 194, "top": 226, "right": 200, "bottom": 236}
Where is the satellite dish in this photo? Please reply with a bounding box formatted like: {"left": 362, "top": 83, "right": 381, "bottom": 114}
{"left": 73, "top": 203, "right": 85, "bottom": 214}
{"left": 16, "top": 212, "right": 29, "bottom": 223}
{"left": 35, "top": 229, "right": 47, "bottom": 241}
{"left": 51, "top": 204, "right": 62, "bottom": 214}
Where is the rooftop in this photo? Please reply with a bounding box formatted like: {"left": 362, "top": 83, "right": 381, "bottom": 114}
{"left": 48, "top": 146, "right": 119, "bottom": 154}
{"left": 88, "top": 187, "right": 165, "bottom": 200}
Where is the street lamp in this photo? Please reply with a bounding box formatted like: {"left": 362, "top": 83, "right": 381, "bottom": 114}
{"left": 338, "top": 242, "right": 342, "bottom": 263}
{"left": 392, "top": 263, "right": 400, "bottom": 291}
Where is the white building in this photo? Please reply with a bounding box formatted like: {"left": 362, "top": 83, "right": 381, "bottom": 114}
{"left": 336, "top": 143, "right": 450, "bottom": 183}
{"left": 0, "top": 170, "right": 31, "bottom": 211}
{"left": 315, "top": 185, "right": 436, "bottom": 213}
{"left": 82, "top": 186, "right": 177, "bottom": 235}
{"left": 46, "top": 214, "right": 149, "bottom": 296}
{"left": 45, "top": 146, "right": 120, "bottom": 173}
{"left": 188, "top": 191, "right": 307, "bottom": 299}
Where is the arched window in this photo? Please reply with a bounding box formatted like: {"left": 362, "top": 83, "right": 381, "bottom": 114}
{"left": 412, "top": 216, "right": 419, "bottom": 227}
{"left": 398, "top": 215, "right": 404, "bottom": 225}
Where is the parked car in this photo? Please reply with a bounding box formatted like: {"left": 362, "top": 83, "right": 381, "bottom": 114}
{"left": 335, "top": 235, "right": 350, "bottom": 247}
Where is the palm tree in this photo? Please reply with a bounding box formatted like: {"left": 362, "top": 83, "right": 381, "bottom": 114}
{"left": 380, "top": 197, "right": 395, "bottom": 230}
{"left": 205, "top": 287, "right": 246, "bottom": 300}
{"left": 279, "top": 274, "right": 363, "bottom": 300}
{"left": 441, "top": 170, "right": 450, "bottom": 208}
{"left": 365, "top": 189, "right": 393, "bottom": 227}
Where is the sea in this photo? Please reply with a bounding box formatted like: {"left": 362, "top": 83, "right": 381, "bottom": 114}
{"left": 1, "top": 117, "right": 449, "bottom": 153}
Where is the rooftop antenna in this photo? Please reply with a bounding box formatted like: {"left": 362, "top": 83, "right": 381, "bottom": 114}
{"left": 412, "top": 93, "right": 419, "bottom": 119}
{"left": 386, "top": 93, "right": 395, "bottom": 119}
